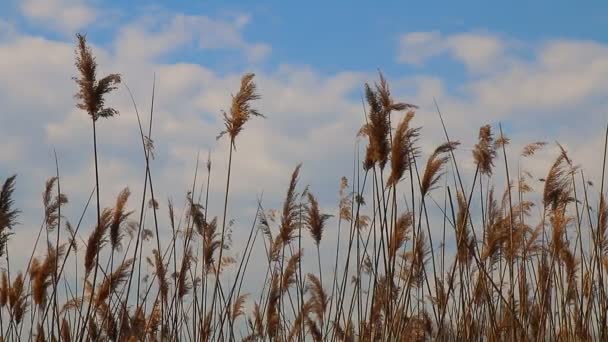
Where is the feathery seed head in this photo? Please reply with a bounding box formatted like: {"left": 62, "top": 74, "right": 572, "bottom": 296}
{"left": 473, "top": 125, "right": 497, "bottom": 175}
{"left": 74, "top": 33, "right": 121, "bottom": 121}
{"left": 218, "top": 73, "right": 263, "bottom": 144}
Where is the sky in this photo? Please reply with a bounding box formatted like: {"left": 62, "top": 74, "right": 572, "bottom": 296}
{"left": 1, "top": 0, "right": 608, "bottom": 288}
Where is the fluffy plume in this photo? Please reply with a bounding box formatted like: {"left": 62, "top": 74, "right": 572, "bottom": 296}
{"left": 360, "top": 84, "right": 390, "bottom": 170}
{"left": 110, "top": 188, "right": 134, "bottom": 251}
{"left": 473, "top": 125, "right": 497, "bottom": 175}
{"left": 334, "top": 321, "right": 355, "bottom": 342}
{"left": 0, "top": 175, "right": 19, "bottom": 256}
{"left": 420, "top": 141, "right": 459, "bottom": 196}
{"left": 74, "top": 33, "right": 121, "bottom": 121}
{"left": 201, "top": 217, "right": 222, "bottom": 273}
{"left": 64, "top": 221, "right": 78, "bottom": 251}
{"left": 481, "top": 190, "right": 509, "bottom": 263}
{"left": 60, "top": 298, "right": 82, "bottom": 315}
{"left": 288, "top": 302, "right": 311, "bottom": 342}
{"left": 42, "top": 177, "right": 68, "bottom": 231}
{"left": 230, "top": 294, "right": 248, "bottom": 323}
{"left": 146, "top": 303, "right": 161, "bottom": 337}
{"left": 84, "top": 208, "right": 112, "bottom": 276}
{"left": 543, "top": 152, "right": 574, "bottom": 210}
{"left": 306, "top": 315, "right": 323, "bottom": 341}
{"left": 388, "top": 212, "right": 412, "bottom": 262}
{"left": 522, "top": 141, "right": 547, "bottom": 157}
{"left": 153, "top": 249, "right": 168, "bottom": 304}
{"left": 431, "top": 280, "right": 448, "bottom": 314}
{"left": 177, "top": 248, "right": 193, "bottom": 299}
{"left": 403, "top": 232, "right": 428, "bottom": 288}
{"left": 360, "top": 72, "right": 417, "bottom": 171}
{"left": 338, "top": 177, "right": 352, "bottom": 222}
{"left": 598, "top": 195, "right": 608, "bottom": 256}
{"left": 218, "top": 73, "right": 263, "bottom": 143}
{"left": 30, "top": 244, "right": 65, "bottom": 307}
{"left": 251, "top": 302, "right": 264, "bottom": 337}
{"left": 455, "top": 191, "right": 475, "bottom": 265}
{"left": 96, "top": 258, "right": 133, "bottom": 305}
{"left": 376, "top": 72, "right": 417, "bottom": 114}
{"left": 281, "top": 250, "right": 302, "bottom": 292}
{"left": 266, "top": 275, "right": 281, "bottom": 338}
{"left": 387, "top": 111, "right": 419, "bottom": 187}
{"left": 9, "top": 272, "right": 27, "bottom": 325}
{"left": 305, "top": 192, "right": 331, "bottom": 245}
{"left": 279, "top": 164, "right": 302, "bottom": 246}
{"left": 307, "top": 274, "right": 328, "bottom": 323}
{"left": 0, "top": 271, "right": 7, "bottom": 307}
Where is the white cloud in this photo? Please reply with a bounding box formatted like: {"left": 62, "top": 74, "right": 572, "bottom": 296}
{"left": 398, "top": 31, "right": 506, "bottom": 72}
{"left": 115, "top": 13, "right": 271, "bottom": 63}
{"left": 397, "top": 31, "right": 444, "bottom": 65}
{"left": 20, "top": 0, "right": 96, "bottom": 33}
{"left": 467, "top": 39, "right": 608, "bottom": 115}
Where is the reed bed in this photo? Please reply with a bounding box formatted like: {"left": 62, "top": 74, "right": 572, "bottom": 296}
{"left": 0, "top": 33, "right": 607, "bottom": 341}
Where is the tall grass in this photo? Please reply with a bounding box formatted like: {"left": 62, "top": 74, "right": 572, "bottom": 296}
{"left": 0, "top": 33, "right": 607, "bottom": 341}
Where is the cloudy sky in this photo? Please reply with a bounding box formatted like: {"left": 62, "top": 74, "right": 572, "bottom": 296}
{"left": 1, "top": 0, "right": 608, "bottom": 275}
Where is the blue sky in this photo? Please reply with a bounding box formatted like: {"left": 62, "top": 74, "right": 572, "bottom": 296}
{"left": 1, "top": 0, "right": 608, "bottom": 275}
{"left": 4, "top": 0, "right": 608, "bottom": 75}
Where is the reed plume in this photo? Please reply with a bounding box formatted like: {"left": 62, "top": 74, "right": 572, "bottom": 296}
{"left": 376, "top": 72, "right": 417, "bottom": 115}
{"left": 0, "top": 175, "right": 18, "bottom": 256}
{"left": 307, "top": 273, "right": 328, "bottom": 322}
{"left": 74, "top": 34, "right": 121, "bottom": 121}
{"left": 522, "top": 141, "right": 547, "bottom": 157}
{"left": 455, "top": 191, "right": 474, "bottom": 265}
{"left": 389, "top": 211, "right": 412, "bottom": 262}
{"left": 30, "top": 244, "right": 64, "bottom": 308}
{"left": 42, "top": 177, "right": 67, "bottom": 230}
{"left": 543, "top": 151, "right": 573, "bottom": 210}
{"left": 96, "top": 258, "right": 133, "bottom": 305}
{"left": 84, "top": 208, "right": 112, "bottom": 276}
{"left": 598, "top": 195, "right": 608, "bottom": 255}
{"left": 387, "top": 111, "right": 419, "bottom": 187}
{"left": 202, "top": 217, "right": 222, "bottom": 273}
{"left": 281, "top": 250, "right": 302, "bottom": 292}
{"left": 360, "top": 84, "right": 389, "bottom": 170}
{"left": 0, "top": 271, "right": 7, "bottom": 307}
{"left": 153, "top": 249, "right": 168, "bottom": 304}
{"left": 288, "top": 302, "right": 310, "bottom": 341}
{"left": 266, "top": 275, "right": 281, "bottom": 338}
{"left": 420, "top": 141, "right": 459, "bottom": 196}
{"left": 8, "top": 272, "right": 26, "bottom": 325}
{"left": 402, "top": 232, "right": 428, "bottom": 288}
{"left": 305, "top": 192, "right": 331, "bottom": 245}
{"left": 279, "top": 164, "right": 302, "bottom": 245}
{"left": 230, "top": 294, "right": 248, "bottom": 324}
{"left": 338, "top": 177, "right": 352, "bottom": 222}
{"left": 177, "top": 247, "right": 193, "bottom": 299}
{"left": 218, "top": 73, "right": 263, "bottom": 144}
{"left": 110, "top": 187, "right": 133, "bottom": 251}
{"left": 473, "top": 125, "right": 497, "bottom": 175}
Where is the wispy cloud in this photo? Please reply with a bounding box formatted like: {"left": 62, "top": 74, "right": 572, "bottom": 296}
{"left": 398, "top": 31, "right": 507, "bottom": 72}
{"left": 20, "top": 0, "right": 97, "bottom": 33}
{"left": 114, "top": 13, "right": 271, "bottom": 63}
